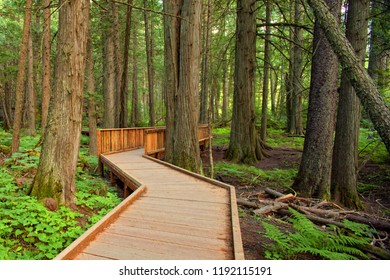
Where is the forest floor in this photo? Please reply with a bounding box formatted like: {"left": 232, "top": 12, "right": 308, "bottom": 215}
{"left": 200, "top": 143, "right": 390, "bottom": 260}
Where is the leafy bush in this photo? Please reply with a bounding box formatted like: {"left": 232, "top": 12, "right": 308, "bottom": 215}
{"left": 0, "top": 129, "right": 121, "bottom": 259}
{"left": 261, "top": 208, "right": 374, "bottom": 260}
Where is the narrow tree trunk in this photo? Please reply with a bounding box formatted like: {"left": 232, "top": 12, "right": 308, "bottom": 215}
{"left": 291, "top": 0, "right": 304, "bottom": 135}
{"left": 368, "top": 1, "right": 386, "bottom": 88}
{"left": 26, "top": 27, "right": 36, "bottom": 136}
{"left": 307, "top": 0, "right": 390, "bottom": 154}
{"left": 112, "top": 1, "right": 122, "bottom": 127}
{"left": 41, "top": 0, "right": 51, "bottom": 135}
{"left": 199, "top": 0, "right": 211, "bottom": 125}
{"left": 260, "top": 0, "right": 272, "bottom": 141}
{"left": 292, "top": 0, "right": 341, "bottom": 199}
{"left": 86, "top": 19, "right": 98, "bottom": 156}
{"left": 226, "top": 0, "right": 269, "bottom": 164}
{"left": 286, "top": 0, "right": 295, "bottom": 133}
{"left": 144, "top": 0, "right": 156, "bottom": 126}
{"left": 102, "top": 3, "right": 116, "bottom": 128}
{"left": 2, "top": 80, "right": 12, "bottom": 131}
{"left": 222, "top": 51, "right": 229, "bottom": 123}
{"left": 119, "top": 0, "right": 133, "bottom": 128}
{"left": 11, "top": 0, "right": 33, "bottom": 153}
{"left": 131, "top": 19, "right": 139, "bottom": 127}
{"left": 30, "top": 0, "right": 89, "bottom": 206}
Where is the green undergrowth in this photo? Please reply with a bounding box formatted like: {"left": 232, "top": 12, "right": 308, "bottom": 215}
{"left": 267, "top": 128, "right": 305, "bottom": 150}
{"left": 212, "top": 127, "right": 231, "bottom": 146}
{"left": 358, "top": 128, "right": 388, "bottom": 164}
{"left": 215, "top": 161, "right": 297, "bottom": 189}
{"left": 260, "top": 208, "right": 375, "bottom": 260}
{"left": 0, "top": 129, "right": 120, "bottom": 260}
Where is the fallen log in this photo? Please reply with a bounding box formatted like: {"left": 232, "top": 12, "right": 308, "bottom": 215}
{"left": 345, "top": 214, "right": 390, "bottom": 232}
{"left": 253, "top": 202, "right": 288, "bottom": 215}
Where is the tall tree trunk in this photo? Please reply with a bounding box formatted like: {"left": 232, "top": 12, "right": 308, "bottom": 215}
{"left": 163, "top": 0, "right": 182, "bottom": 163}
{"left": 41, "top": 0, "right": 51, "bottom": 135}
{"left": 144, "top": 0, "right": 156, "bottom": 126}
{"left": 11, "top": 0, "right": 33, "bottom": 153}
{"left": 368, "top": 1, "right": 388, "bottom": 89}
{"left": 286, "top": 0, "right": 295, "bottom": 133}
{"left": 226, "top": 0, "right": 269, "bottom": 164}
{"left": 291, "top": 0, "right": 304, "bottom": 135}
{"left": 331, "top": 0, "right": 369, "bottom": 210}
{"left": 26, "top": 27, "right": 36, "bottom": 136}
{"left": 102, "top": 3, "right": 116, "bottom": 128}
{"left": 30, "top": 0, "right": 89, "bottom": 206}
{"left": 260, "top": 0, "right": 272, "bottom": 141}
{"left": 112, "top": 1, "right": 122, "bottom": 127}
{"left": 119, "top": 0, "right": 133, "bottom": 128}
{"left": 131, "top": 19, "right": 139, "bottom": 127}
{"left": 171, "top": 0, "right": 202, "bottom": 172}
{"left": 199, "top": 0, "right": 211, "bottom": 125}
{"left": 86, "top": 16, "right": 98, "bottom": 156}
{"left": 292, "top": 0, "right": 341, "bottom": 199}
{"left": 222, "top": 50, "right": 229, "bottom": 123}
{"left": 2, "top": 80, "right": 13, "bottom": 131}
{"left": 307, "top": 0, "right": 390, "bottom": 154}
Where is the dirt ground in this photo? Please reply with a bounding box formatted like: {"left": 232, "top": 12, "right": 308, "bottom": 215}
{"left": 201, "top": 146, "right": 390, "bottom": 260}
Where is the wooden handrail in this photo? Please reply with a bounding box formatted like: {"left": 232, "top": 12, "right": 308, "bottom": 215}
{"left": 144, "top": 125, "right": 211, "bottom": 158}
{"left": 96, "top": 125, "right": 211, "bottom": 162}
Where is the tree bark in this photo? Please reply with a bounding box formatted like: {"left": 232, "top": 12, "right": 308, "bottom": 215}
{"left": 367, "top": 1, "right": 388, "bottom": 89}
{"left": 172, "top": 0, "right": 202, "bottom": 172}
{"left": 11, "top": 0, "right": 33, "bottom": 153}
{"left": 260, "top": 0, "right": 272, "bottom": 141}
{"left": 199, "top": 0, "right": 211, "bottom": 125}
{"left": 331, "top": 0, "right": 369, "bottom": 209}
{"left": 226, "top": 0, "right": 269, "bottom": 164}
{"left": 222, "top": 51, "right": 229, "bottom": 123}
{"left": 144, "top": 0, "right": 156, "bottom": 126}
{"left": 163, "top": 0, "right": 182, "bottom": 163}
{"left": 41, "top": 0, "right": 51, "bottom": 135}
{"left": 292, "top": 0, "right": 341, "bottom": 199}
{"left": 102, "top": 2, "right": 116, "bottom": 128}
{"left": 287, "top": 0, "right": 304, "bottom": 135}
{"left": 119, "top": 0, "right": 133, "bottom": 128}
{"left": 30, "top": 0, "right": 89, "bottom": 206}
{"left": 112, "top": 1, "right": 122, "bottom": 127}
{"left": 26, "top": 27, "right": 36, "bottom": 136}
{"left": 130, "top": 18, "right": 139, "bottom": 127}
{"left": 306, "top": 0, "right": 390, "bottom": 154}
{"left": 86, "top": 17, "right": 98, "bottom": 156}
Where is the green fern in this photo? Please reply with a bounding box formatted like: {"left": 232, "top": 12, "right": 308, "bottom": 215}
{"left": 261, "top": 208, "right": 373, "bottom": 260}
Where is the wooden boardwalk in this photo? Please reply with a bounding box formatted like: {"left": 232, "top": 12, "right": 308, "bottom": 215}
{"left": 55, "top": 149, "right": 244, "bottom": 260}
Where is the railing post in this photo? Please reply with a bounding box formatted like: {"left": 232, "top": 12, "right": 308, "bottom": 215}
{"left": 120, "top": 128, "right": 124, "bottom": 151}
{"left": 97, "top": 130, "right": 104, "bottom": 176}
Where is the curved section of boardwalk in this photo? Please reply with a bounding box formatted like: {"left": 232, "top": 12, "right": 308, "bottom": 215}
{"left": 55, "top": 149, "right": 244, "bottom": 260}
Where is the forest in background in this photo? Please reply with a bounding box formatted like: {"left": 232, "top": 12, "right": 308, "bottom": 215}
{"left": 0, "top": 0, "right": 389, "bottom": 260}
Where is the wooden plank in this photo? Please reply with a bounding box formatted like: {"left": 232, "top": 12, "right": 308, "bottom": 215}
{"left": 85, "top": 232, "right": 232, "bottom": 260}
{"left": 105, "top": 224, "right": 230, "bottom": 252}
{"left": 109, "top": 216, "right": 229, "bottom": 240}
{"left": 144, "top": 191, "right": 229, "bottom": 204}
{"left": 54, "top": 185, "right": 146, "bottom": 260}
{"left": 119, "top": 208, "right": 229, "bottom": 229}
{"left": 132, "top": 196, "right": 229, "bottom": 212}
{"left": 229, "top": 186, "right": 245, "bottom": 260}
{"left": 128, "top": 202, "right": 228, "bottom": 220}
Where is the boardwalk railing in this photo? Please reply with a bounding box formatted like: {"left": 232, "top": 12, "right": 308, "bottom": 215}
{"left": 97, "top": 127, "right": 147, "bottom": 157}
{"left": 144, "top": 124, "right": 211, "bottom": 157}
